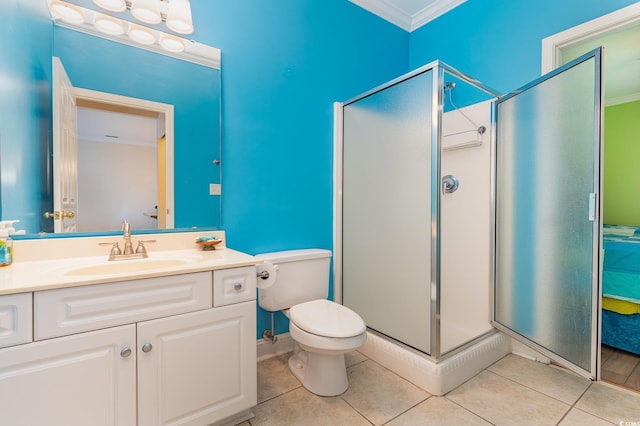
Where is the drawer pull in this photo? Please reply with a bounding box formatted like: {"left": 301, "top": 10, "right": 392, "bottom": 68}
{"left": 234, "top": 282, "right": 243, "bottom": 291}
{"left": 142, "top": 343, "right": 153, "bottom": 353}
{"left": 120, "top": 347, "right": 132, "bottom": 358}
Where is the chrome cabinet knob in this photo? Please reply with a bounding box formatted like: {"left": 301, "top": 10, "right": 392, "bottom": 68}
{"left": 120, "top": 347, "right": 132, "bottom": 358}
{"left": 234, "top": 282, "right": 243, "bottom": 291}
{"left": 142, "top": 343, "right": 153, "bottom": 353}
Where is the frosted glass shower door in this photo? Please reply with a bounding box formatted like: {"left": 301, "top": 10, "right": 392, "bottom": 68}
{"left": 342, "top": 70, "right": 433, "bottom": 354}
{"left": 493, "top": 49, "right": 602, "bottom": 379}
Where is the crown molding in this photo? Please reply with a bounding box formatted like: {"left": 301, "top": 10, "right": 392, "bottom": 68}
{"left": 350, "top": 0, "right": 413, "bottom": 30}
{"left": 350, "top": 0, "right": 466, "bottom": 32}
{"left": 412, "top": 0, "right": 466, "bottom": 31}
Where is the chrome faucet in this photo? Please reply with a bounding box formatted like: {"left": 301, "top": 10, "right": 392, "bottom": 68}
{"left": 99, "top": 220, "right": 156, "bottom": 261}
{"left": 122, "top": 220, "right": 134, "bottom": 255}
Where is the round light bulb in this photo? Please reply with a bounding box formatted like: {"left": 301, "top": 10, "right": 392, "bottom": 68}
{"left": 160, "top": 34, "right": 186, "bottom": 53}
{"left": 93, "top": 13, "right": 125, "bottom": 36}
{"left": 92, "top": 0, "right": 126, "bottom": 13}
{"left": 128, "top": 24, "right": 156, "bottom": 45}
{"left": 166, "top": 0, "right": 194, "bottom": 34}
{"left": 130, "top": 0, "right": 162, "bottom": 25}
{"left": 49, "top": 1, "right": 84, "bottom": 24}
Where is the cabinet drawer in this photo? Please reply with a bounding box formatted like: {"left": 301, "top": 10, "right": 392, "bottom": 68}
{"left": 213, "top": 266, "right": 257, "bottom": 307}
{"left": 0, "top": 293, "right": 32, "bottom": 349}
{"left": 35, "top": 272, "right": 212, "bottom": 340}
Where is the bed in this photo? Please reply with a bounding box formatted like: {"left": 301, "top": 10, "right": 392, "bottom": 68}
{"left": 602, "top": 224, "right": 640, "bottom": 356}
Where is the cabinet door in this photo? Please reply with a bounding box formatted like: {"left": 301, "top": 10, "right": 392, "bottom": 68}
{"left": 137, "top": 301, "right": 257, "bottom": 426}
{"left": 0, "top": 324, "right": 136, "bottom": 426}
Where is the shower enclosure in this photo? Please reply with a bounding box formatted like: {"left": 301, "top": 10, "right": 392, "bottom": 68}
{"left": 337, "top": 61, "right": 499, "bottom": 359}
{"left": 335, "top": 50, "right": 603, "bottom": 394}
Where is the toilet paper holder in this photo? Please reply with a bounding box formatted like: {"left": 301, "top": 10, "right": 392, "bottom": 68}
{"left": 257, "top": 270, "right": 270, "bottom": 279}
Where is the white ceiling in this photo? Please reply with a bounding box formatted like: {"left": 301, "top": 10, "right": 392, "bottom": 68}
{"left": 349, "top": 0, "right": 466, "bottom": 32}
{"left": 77, "top": 107, "right": 159, "bottom": 147}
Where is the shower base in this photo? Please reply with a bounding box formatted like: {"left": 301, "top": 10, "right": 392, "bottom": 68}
{"left": 359, "top": 331, "right": 510, "bottom": 396}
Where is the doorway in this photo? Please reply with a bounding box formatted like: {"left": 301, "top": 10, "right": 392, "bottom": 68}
{"left": 542, "top": 2, "right": 640, "bottom": 392}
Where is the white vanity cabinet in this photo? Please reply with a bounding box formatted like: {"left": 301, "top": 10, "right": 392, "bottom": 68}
{"left": 0, "top": 293, "right": 32, "bottom": 348}
{"left": 137, "top": 300, "right": 256, "bottom": 426}
{"left": 0, "top": 323, "right": 137, "bottom": 425}
{"left": 0, "top": 266, "right": 257, "bottom": 426}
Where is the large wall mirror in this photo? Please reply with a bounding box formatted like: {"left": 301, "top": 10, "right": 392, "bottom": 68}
{"left": 0, "top": 1, "right": 221, "bottom": 237}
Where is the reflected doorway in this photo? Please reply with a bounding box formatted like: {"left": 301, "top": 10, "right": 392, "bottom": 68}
{"left": 76, "top": 99, "right": 165, "bottom": 232}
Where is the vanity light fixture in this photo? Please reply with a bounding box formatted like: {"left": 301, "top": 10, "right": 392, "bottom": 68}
{"left": 48, "top": 0, "right": 219, "bottom": 69}
{"left": 93, "top": 0, "right": 194, "bottom": 35}
{"left": 49, "top": 0, "right": 84, "bottom": 24}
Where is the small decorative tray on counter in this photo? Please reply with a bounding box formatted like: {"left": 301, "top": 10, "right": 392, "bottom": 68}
{"left": 195, "top": 236, "right": 223, "bottom": 251}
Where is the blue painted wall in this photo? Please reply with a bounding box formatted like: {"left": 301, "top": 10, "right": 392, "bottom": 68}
{"left": 0, "top": 0, "right": 52, "bottom": 232}
{"left": 188, "top": 1, "right": 410, "bottom": 336}
{"left": 408, "top": 0, "right": 639, "bottom": 94}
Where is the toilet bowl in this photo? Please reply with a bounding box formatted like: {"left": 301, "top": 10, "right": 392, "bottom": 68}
{"left": 285, "top": 299, "right": 366, "bottom": 396}
{"left": 256, "top": 249, "right": 367, "bottom": 396}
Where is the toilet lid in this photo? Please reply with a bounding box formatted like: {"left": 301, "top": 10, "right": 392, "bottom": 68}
{"left": 289, "top": 299, "right": 366, "bottom": 338}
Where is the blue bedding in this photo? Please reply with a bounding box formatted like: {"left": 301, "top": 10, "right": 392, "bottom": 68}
{"left": 603, "top": 225, "right": 640, "bottom": 303}
{"left": 602, "top": 309, "right": 640, "bottom": 356}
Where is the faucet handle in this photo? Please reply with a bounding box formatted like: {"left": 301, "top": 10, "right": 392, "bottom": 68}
{"left": 99, "top": 242, "right": 122, "bottom": 256}
{"left": 135, "top": 239, "right": 156, "bottom": 255}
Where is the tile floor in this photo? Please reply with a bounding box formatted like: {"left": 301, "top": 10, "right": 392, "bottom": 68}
{"left": 240, "top": 351, "right": 640, "bottom": 426}
{"left": 601, "top": 345, "right": 640, "bottom": 392}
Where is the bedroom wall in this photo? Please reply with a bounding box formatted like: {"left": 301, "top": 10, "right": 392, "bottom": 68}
{"left": 603, "top": 100, "right": 640, "bottom": 226}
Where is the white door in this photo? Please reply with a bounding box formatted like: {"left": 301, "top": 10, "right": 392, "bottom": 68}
{"left": 0, "top": 325, "right": 137, "bottom": 426}
{"left": 137, "top": 301, "right": 257, "bottom": 426}
{"left": 51, "top": 57, "right": 78, "bottom": 233}
{"left": 492, "top": 48, "right": 603, "bottom": 379}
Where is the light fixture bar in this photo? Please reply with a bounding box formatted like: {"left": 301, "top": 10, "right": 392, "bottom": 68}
{"left": 49, "top": 1, "right": 218, "bottom": 69}
{"left": 92, "top": 0, "right": 194, "bottom": 34}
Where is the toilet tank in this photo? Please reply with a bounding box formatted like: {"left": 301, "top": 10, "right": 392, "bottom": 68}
{"left": 256, "top": 249, "right": 331, "bottom": 312}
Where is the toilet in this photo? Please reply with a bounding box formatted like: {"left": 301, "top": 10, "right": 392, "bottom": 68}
{"left": 256, "top": 249, "right": 366, "bottom": 396}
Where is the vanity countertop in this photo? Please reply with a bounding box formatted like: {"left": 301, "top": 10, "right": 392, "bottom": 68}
{"left": 0, "top": 231, "right": 261, "bottom": 295}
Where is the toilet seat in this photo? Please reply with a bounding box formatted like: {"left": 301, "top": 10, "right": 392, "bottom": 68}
{"left": 289, "top": 299, "right": 366, "bottom": 338}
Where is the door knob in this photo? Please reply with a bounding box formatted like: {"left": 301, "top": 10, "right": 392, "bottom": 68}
{"left": 44, "top": 211, "right": 75, "bottom": 220}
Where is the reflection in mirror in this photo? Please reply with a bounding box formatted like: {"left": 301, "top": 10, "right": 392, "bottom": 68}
{"left": 0, "top": 2, "right": 221, "bottom": 237}
{"left": 74, "top": 89, "right": 173, "bottom": 232}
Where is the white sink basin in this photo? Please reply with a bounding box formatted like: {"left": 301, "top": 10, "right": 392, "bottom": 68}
{"left": 65, "top": 258, "right": 190, "bottom": 276}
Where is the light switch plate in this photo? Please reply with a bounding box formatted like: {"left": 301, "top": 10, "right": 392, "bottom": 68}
{"left": 209, "top": 184, "right": 221, "bottom": 195}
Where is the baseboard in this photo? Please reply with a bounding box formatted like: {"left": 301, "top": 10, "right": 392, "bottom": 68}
{"left": 256, "top": 332, "right": 295, "bottom": 361}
